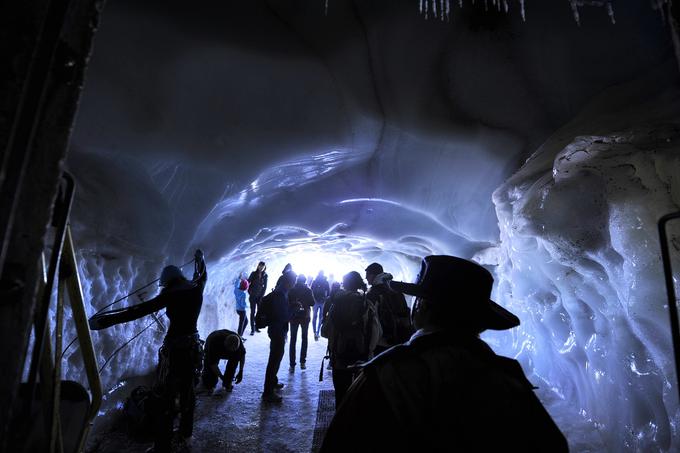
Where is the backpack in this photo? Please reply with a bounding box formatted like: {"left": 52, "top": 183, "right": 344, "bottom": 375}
{"left": 255, "top": 292, "right": 275, "bottom": 329}
{"left": 376, "top": 289, "right": 413, "bottom": 345}
{"left": 290, "top": 299, "right": 306, "bottom": 322}
{"left": 288, "top": 286, "right": 310, "bottom": 322}
{"left": 124, "top": 386, "right": 159, "bottom": 439}
{"left": 328, "top": 291, "right": 382, "bottom": 366}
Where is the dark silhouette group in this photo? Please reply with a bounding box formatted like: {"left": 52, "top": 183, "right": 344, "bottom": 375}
{"left": 89, "top": 251, "right": 569, "bottom": 452}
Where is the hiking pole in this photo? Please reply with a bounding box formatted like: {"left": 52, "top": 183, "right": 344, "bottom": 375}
{"left": 319, "top": 347, "right": 329, "bottom": 382}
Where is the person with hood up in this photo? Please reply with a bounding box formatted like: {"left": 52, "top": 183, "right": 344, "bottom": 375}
{"left": 234, "top": 272, "right": 249, "bottom": 337}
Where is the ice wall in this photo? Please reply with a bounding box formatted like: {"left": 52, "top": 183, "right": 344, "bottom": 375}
{"left": 63, "top": 151, "right": 177, "bottom": 387}
{"left": 491, "top": 76, "right": 680, "bottom": 450}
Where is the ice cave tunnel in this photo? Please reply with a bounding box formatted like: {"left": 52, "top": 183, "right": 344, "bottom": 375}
{"left": 5, "top": 0, "right": 680, "bottom": 452}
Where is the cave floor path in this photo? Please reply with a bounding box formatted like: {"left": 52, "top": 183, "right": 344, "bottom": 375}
{"left": 91, "top": 328, "right": 334, "bottom": 453}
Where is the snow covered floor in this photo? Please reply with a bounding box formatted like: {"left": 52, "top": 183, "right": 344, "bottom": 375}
{"left": 88, "top": 329, "right": 334, "bottom": 453}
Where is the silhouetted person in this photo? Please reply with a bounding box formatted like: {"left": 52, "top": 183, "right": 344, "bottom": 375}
{"left": 325, "top": 271, "right": 373, "bottom": 408}
{"left": 322, "top": 281, "right": 342, "bottom": 328}
{"left": 247, "top": 261, "right": 268, "bottom": 335}
{"left": 263, "top": 270, "right": 297, "bottom": 402}
{"left": 201, "top": 329, "right": 246, "bottom": 393}
{"left": 89, "top": 250, "right": 207, "bottom": 453}
{"left": 288, "top": 274, "right": 315, "bottom": 371}
{"left": 311, "top": 270, "right": 330, "bottom": 340}
{"left": 365, "top": 262, "right": 413, "bottom": 355}
{"left": 321, "top": 255, "right": 568, "bottom": 453}
{"left": 234, "top": 273, "right": 249, "bottom": 337}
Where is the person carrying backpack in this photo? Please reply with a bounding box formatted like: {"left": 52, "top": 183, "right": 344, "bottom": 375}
{"left": 365, "top": 262, "right": 414, "bottom": 355}
{"left": 261, "top": 270, "right": 297, "bottom": 403}
{"left": 287, "top": 274, "right": 316, "bottom": 371}
{"left": 325, "top": 271, "right": 380, "bottom": 408}
{"left": 321, "top": 256, "right": 568, "bottom": 453}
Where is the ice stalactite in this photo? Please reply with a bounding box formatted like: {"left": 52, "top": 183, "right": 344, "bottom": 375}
{"left": 492, "top": 123, "right": 680, "bottom": 450}
{"left": 417, "top": 1, "right": 523, "bottom": 21}
{"left": 569, "top": 1, "right": 616, "bottom": 25}
{"left": 412, "top": 0, "right": 627, "bottom": 24}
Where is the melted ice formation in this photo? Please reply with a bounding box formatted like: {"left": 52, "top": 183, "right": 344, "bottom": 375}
{"left": 492, "top": 121, "right": 680, "bottom": 450}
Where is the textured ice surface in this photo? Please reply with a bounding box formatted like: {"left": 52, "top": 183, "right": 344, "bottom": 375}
{"left": 490, "top": 82, "right": 680, "bottom": 450}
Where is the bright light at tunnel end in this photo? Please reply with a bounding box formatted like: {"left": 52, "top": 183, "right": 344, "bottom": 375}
{"left": 268, "top": 250, "right": 366, "bottom": 282}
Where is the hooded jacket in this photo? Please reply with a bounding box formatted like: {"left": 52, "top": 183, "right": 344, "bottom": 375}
{"left": 234, "top": 279, "right": 248, "bottom": 311}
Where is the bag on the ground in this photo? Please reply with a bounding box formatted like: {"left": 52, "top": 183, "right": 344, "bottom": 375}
{"left": 255, "top": 292, "right": 275, "bottom": 329}
{"left": 124, "top": 386, "right": 159, "bottom": 438}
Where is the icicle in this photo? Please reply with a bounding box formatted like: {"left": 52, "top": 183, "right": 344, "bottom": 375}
{"left": 420, "top": 0, "right": 424, "bottom": 14}
{"left": 325, "top": 0, "right": 329, "bottom": 16}
{"left": 519, "top": 0, "right": 526, "bottom": 21}
{"left": 425, "top": 0, "right": 429, "bottom": 19}
{"left": 446, "top": 0, "right": 451, "bottom": 21}
{"left": 570, "top": 0, "right": 581, "bottom": 26}
{"left": 651, "top": 0, "right": 667, "bottom": 22}
{"left": 606, "top": 1, "right": 615, "bottom": 24}
{"left": 432, "top": 0, "right": 438, "bottom": 19}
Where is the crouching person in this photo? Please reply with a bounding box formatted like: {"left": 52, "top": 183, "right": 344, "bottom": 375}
{"left": 202, "top": 329, "right": 246, "bottom": 393}
{"left": 89, "top": 250, "right": 207, "bottom": 453}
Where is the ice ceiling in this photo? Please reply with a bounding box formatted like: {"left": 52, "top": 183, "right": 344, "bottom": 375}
{"left": 60, "top": 0, "right": 680, "bottom": 451}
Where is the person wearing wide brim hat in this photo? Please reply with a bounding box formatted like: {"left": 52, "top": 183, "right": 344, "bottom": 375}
{"left": 388, "top": 255, "right": 520, "bottom": 333}
{"left": 320, "top": 255, "right": 567, "bottom": 453}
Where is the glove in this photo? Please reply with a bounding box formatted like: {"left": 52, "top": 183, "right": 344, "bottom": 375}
{"left": 234, "top": 372, "right": 243, "bottom": 384}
